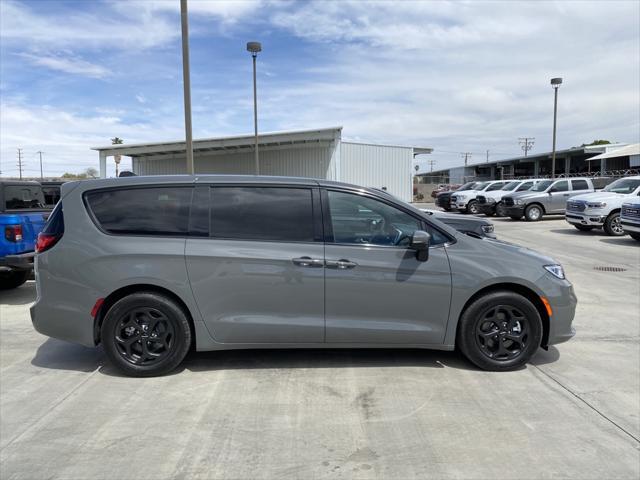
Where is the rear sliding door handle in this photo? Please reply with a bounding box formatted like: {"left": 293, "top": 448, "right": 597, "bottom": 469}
{"left": 292, "top": 257, "right": 324, "bottom": 268}
{"left": 326, "top": 259, "right": 358, "bottom": 270}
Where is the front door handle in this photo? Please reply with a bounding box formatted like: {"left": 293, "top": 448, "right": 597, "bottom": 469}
{"left": 292, "top": 256, "right": 324, "bottom": 268}
{"left": 326, "top": 259, "right": 358, "bottom": 270}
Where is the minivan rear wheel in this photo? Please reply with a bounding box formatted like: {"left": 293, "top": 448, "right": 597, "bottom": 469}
{"left": 457, "top": 291, "right": 542, "bottom": 371}
{"left": 101, "top": 292, "right": 192, "bottom": 377}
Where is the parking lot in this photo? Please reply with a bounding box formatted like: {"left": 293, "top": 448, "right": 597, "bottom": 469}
{"left": 1, "top": 216, "right": 638, "bottom": 480}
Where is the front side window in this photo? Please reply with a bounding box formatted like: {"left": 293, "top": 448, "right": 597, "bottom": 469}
{"left": 571, "top": 179, "right": 590, "bottom": 191}
{"left": 530, "top": 180, "right": 553, "bottom": 192}
{"left": 211, "top": 187, "right": 314, "bottom": 242}
{"left": 551, "top": 181, "right": 569, "bottom": 192}
{"left": 327, "top": 190, "right": 447, "bottom": 246}
{"left": 4, "top": 185, "right": 46, "bottom": 210}
{"left": 85, "top": 187, "right": 191, "bottom": 236}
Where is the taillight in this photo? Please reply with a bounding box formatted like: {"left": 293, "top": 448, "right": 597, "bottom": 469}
{"left": 4, "top": 225, "right": 23, "bottom": 242}
{"left": 35, "top": 233, "right": 60, "bottom": 253}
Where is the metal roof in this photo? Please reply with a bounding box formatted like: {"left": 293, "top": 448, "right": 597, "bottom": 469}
{"left": 586, "top": 143, "right": 640, "bottom": 161}
{"left": 91, "top": 127, "right": 343, "bottom": 158}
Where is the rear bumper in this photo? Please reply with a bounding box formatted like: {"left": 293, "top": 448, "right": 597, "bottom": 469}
{"left": 0, "top": 251, "right": 35, "bottom": 271}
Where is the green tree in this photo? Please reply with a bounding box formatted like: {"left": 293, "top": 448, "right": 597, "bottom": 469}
{"left": 582, "top": 140, "right": 612, "bottom": 146}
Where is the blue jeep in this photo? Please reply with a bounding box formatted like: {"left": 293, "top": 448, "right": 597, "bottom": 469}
{"left": 0, "top": 181, "right": 51, "bottom": 289}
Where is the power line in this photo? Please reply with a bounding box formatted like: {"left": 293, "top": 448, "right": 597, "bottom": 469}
{"left": 518, "top": 137, "right": 535, "bottom": 157}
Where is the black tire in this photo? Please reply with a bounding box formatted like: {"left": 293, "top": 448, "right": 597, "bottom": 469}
{"left": 603, "top": 212, "right": 624, "bottom": 236}
{"left": 509, "top": 215, "right": 522, "bottom": 221}
{"left": 0, "top": 270, "right": 30, "bottom": 290}
{"left": 467, "top": 200, "right": 480, "bottom": 215}
{"left": 484, "top": 209, "right": 495, "bottom": 217}
{"left": 630, "top": 232, "right": 640, "bottom": 242}
{"left": 495, "top": 202, "right": 507, "bottom": 217}
{"left": 101, "top": 292, "right": 192, "bottom": 377}
{"left": 443, "top": 206, "right": 452, "bottom": 212}
{"left": 524, "top": 204, "right": 543, "bottom": 222}
{"left": 456, "top": 290, "right": 542, "bottom": 371}
{"left": 573, "top": 225, "right": 594, "bottom": 232}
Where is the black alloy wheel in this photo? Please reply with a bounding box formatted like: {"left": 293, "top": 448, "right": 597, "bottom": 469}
{"left": 115, "top": 307, "right": 176, "bottom": 366}
{"left": 474, "top": 305, "right": 529, "bottom": 361}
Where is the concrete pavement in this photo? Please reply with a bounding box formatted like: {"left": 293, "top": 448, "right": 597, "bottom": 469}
{"left": 1, "top": 216, "right": 638, "bottom": 479}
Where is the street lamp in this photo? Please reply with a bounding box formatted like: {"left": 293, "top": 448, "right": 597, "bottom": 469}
{"left": 550, "top": 77, "right": 563, "bottom": 178}
{"left": 247, "top": 41, "right": 262, "bottom": 175}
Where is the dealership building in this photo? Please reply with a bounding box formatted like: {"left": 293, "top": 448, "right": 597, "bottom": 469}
{"left": 92, "top": 127, "right": 432, "bottom": 202}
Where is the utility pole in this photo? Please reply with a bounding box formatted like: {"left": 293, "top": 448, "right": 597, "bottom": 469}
{"left": 486, "top": 150, "right": 489, "bottom": 163}
{"left": 17, "top": 148, "right": 23, "bottom": 179}
{"left": 37, "top": 151, "right": 44, "bottom": 179}
{"left": 428, "top": 159, "right": 436, "bottom": 172}
{"left": 518, "top": 137, "right": 535, "bottom": 157}
{"left": 180, "top": 0, "right": 195, "bottom": 175}
{"left": 461, "top": 152, "right": 472, "bottom": 167}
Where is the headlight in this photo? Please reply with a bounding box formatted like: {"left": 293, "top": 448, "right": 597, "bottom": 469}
{"left": 544, "top": 264, "right": 565, "bottom": 280}
{"left": 481, "top": 224, "right": 494, "bottom": 234}
{"left": 516, "top": 199, "right": 525, "bottom": 205}
{"left": 457, "top": 195, "right": 466, "bottom": 200}
{"left": 587, "top": 202, "right": 606, "bottom": 208}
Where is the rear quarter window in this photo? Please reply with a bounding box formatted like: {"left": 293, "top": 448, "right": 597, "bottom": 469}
{"left": 571, "top": 179, "right": 589, "bottom": 190}
{"left": 85, "top": 187, "right": 192, "bottom": 236}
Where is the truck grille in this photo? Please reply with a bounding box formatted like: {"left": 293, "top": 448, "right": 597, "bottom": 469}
{"left": 477, "top": 195, "right": 487, "bottom": 204}
{"left": 503, "top": 197, "right": 514, "bottom": 207}
{"left": 622, "top": 206, "right": 640, "bottom": 218}
{"left": 567, "top": 201, "right": 586, "bottom": 212}
{"left": 450, "top": 195, "right": 457, "bottom": 203}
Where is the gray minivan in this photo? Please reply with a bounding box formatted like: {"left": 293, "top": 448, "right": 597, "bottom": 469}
{"left": 31, "top": 176, "right": 576, "bottom": 376}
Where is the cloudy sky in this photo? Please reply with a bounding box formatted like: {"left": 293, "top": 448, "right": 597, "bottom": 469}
{"left": 1, "top": 0, "right": 638, "bottom": 177}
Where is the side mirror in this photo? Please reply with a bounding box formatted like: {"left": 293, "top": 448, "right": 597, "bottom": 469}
{"left": 410, "top": 230, "right": 431, "bottom": 262}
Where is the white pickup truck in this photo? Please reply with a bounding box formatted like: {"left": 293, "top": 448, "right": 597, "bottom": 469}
{"left": 565, "top": 176, "right": 640, "bottom": 235}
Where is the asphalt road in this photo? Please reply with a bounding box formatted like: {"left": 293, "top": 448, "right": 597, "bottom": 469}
{"left": 1, "top": 215, "right": 639, "bottom": 479}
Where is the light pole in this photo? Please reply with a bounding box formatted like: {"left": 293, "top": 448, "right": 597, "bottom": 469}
{"left": 181, "top": 0, "right": 194, "bottom": 175}
{"left": 247, "top": 41, "right": 262, "bottom": 175}
{"left": 550, "top": 77, "right": 563, "bottom": 178}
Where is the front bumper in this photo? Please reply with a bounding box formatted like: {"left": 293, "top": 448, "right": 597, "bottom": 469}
{"left": 565, "top": 212, "right": 606, "bottom": 227}
{"left": 621, "top": 220, "right": 640, "bottom": 234}
{"left": 478, "top": 204, "right": 496, "bottom": 215}
{"left": 544, "top": 279, "right": 578, "bottom": 347}
{"left": 504, "top": 205, "right": 525, "bottom": 217}
{"left": 0, "top": 251, "right": 35, "bottom": 272}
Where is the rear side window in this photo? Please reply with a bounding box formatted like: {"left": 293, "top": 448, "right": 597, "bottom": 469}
{"left": 571, "top": 179, "right": 589, "bottom": 190}
{"left": 3, "top": 185, "right": 46, "bottom": 210}
{"left": 85, "top": 187, "right": 191, "bottom": 236}
{"left": 211, "top": 187, "right": 314, "bottom": 242}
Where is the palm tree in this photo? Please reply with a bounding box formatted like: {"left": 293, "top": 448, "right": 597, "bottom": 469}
{"left": 111, "top": 137, "right": 123, "bottom": 176}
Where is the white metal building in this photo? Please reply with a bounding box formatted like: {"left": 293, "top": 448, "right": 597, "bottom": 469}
{"left": 91, "top": 127, "right": 432, "bottom": 202}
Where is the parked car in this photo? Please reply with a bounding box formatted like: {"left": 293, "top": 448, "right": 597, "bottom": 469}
{"left": 436, "top": 181, "right": 478, "bottom": 211}
{"left": 620, "top": 201, "right": 640, "bottom": 241}
{"left": 32, "top": 175, "right": 576, "bottom": 376}
{"left": 40, "top": 181, "right": 64, "bottom": 207}
{"left": 565, "top": 176, "right": 640, "bottom": 235}
{"left": 503, "top": 178, "right": 595, "bottom": 221}
{"left": 0, "top": 181, "right": 50, "bottom": 289}
{"left": 450, "top": 180, "right": 509, "bottom": 214}
{"left": 421, "top": 209, "right": 496, "bottom": 238}
{"left": 477, "top": 179, "right": 540, "bottom": 217}
{"left": 430, "top": 184, "right": 461, "bottom": 199}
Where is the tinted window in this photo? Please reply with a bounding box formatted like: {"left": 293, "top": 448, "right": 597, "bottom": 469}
{"left": 486, "top": 182, "right": 506, "bottom": 192}
{"left": 516, "top": 182, "right": 533, "bottom": 191}
{"left": 42, "top": 186, "right": 61, "bottom": 206}
{"left": 327, "top": 190, "right": 447, "bottom": 246}
{"left": 531, "top": 180, "right": 553, "bottom": 192}
{"left": 211, "top": 187, "right": 314, "bottom": 242}
{"left": 86, "top": 187, "right": 191, "bottom": 236}
{"left": 571, "top": 179, "right": 589, "bottom": 191}
{"left": 501, "top": 182, "right": 520, "bottom": 191}
{"left": 552, "top": 181, "right": 568, "bottom": 192}
{"left": 4, "top": 185, "right": 45, "bottom": 210}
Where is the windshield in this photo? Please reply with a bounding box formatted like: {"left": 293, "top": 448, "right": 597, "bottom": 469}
{"left": 530, "top": 180, "right": 553, "bottom": 192}
{"left": 474, "top": 182, "right": 489, "bottom": 190}
{"left": 501, "top": 181, "right": 520, "bottom": 191}
{"left": 458, "top": 182, "right": 477, "bottom": 191}
{"left": 603, "top": 178, "right": 640, "bottom": 194}
{"left": 485, "top": 182, "right": 505, "bottom": 192}
{"left": 3, "top": 185, "right": 46, "bottom": 210}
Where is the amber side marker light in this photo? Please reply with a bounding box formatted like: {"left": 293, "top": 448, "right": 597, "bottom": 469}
{"left": 540, "top": 296, "right": 553, "bottom": 318}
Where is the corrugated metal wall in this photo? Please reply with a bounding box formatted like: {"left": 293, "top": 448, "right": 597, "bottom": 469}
{"left": 338, "top": 142, "right": 412, "bottom": 202}
{"left": 134, "top": 145, "right": 333, "bottom": 178}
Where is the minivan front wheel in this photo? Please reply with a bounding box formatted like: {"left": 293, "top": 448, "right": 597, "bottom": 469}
{"left": 457, "top": 291, "right": 542, "bottom": 371}
{"left": 101, "top": 292, "right": 192, "bottom": 377}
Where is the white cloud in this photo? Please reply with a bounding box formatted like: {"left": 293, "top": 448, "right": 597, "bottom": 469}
{"left": 135, "top": 94, "right": 147, "bottom": 104}
{"left": 18, "top": 52, "right": 110, "bottom": 79}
